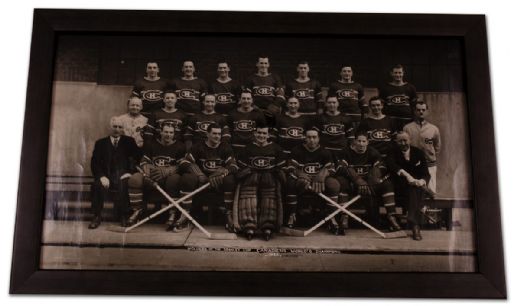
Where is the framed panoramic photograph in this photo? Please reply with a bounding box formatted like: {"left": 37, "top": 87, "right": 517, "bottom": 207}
{"left": 9, "top": 9, "right": 506, "bottom": 298}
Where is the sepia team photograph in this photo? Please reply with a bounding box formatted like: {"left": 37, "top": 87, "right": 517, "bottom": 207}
{"left": 41, "top": 33, "right": 474, "bottom": 273}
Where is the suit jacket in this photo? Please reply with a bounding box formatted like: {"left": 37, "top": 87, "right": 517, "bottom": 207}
{"left": 386, "top": 145, "right": 430, "bottom": 186}
{"left": 90, "top": 135, "right": 141, "bottom": 181}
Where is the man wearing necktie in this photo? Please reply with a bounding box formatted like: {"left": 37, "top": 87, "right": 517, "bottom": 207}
{"left": 89, "top": 116, "right": 141, "bottom": 229}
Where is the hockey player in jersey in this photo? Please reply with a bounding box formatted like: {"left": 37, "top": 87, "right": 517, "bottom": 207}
{"left": 403, "top": 100, "right": 441, "bottom": 193}
{"left": 272, "top": 97, "right": 311, "bottom": 154}
{"left": 243, "top": 56, "right": 285, "bottom": 125}
{"left": 116, "top": 96, "right": 153, "bottom": 148}
{"left": 208, "top": 61, "right": 241, "bottom": 115}
{"left": 184, "top": 94, "right": 230, "bottom": 152}
{"left": 378, "top": 64, "right": 418, "bottom": 129}
{"left": 357, "top": 96, "right": 399, "bottom": 158}
{"left": 314, "top": 96, "right": 355, "bottom": 156}
{"left": 170, "top": 60, "right": 208, "bottom": 115}
{"left": 126, "top": 124, "right": 195, "bottom": 230}
{"left": 227, "top": 91, "right": 267, "bottom": 154}
{"left": 236, "top": 125, "right": 285, "bottom": 241}
{"left": 285, "top": 61, "right": 323, "bottom": 115}
{"left": 328, "top": 65, "right": 366, "bottom": 122}
{"left": 149, "top": 91, "right": 187, "bottom": 141}
{"left": 335, "top": 131, "right": 401, "bottom": 232}
{"left": 183, "top": 124, "right": 239, "bottom": 232}
{"left": 132, "top": 61, "right": 169, "bottom": 116}
{"left": 285, "top": 129, "right": 341, "bottom": 234}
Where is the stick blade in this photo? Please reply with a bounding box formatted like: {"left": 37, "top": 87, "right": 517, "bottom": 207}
{"left": 383, "top": 230, "right": 408, "bottom": 239}
{"left": 209, "top": 233, "right": 238, "bottom": 240}
{"left": 105, "top": 225, "right": 129, "bottom": 233}
{"left": 280, "top": 227, "right": 306, "bottom": 237}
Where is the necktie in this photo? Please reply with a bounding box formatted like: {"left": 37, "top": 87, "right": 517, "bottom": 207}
{"left": 113, "top": 138, "right": 119, "bottom": 148}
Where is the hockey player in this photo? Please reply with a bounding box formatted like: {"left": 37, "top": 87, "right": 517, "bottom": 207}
{"left": 170, "top": 60, "right": 208, "bottom": 115}
{"left": 132, "top": 61, "right": 169, "bottom": 116}
{"left": 335, "top": 131, "right": 401, "bottom": 232}
{"left": 116, "top": 96, "right": 152, "bottom": 148}
{"left": 327, "top": 65, "right": 366, "bottom": 122}
{"left": 357, "top": 96, "right": 399, "bottom": 157}
{"left": 378, "top": 64, "right": 418, "bottom": 128}
{"left": 149, "top": 90, "right": 187, "bottom": 141}
{"left": 208, "top": 61, "right": 241, "bottom": 115}
{"left": 236, "top": 125, "right": 285, "bottom": 241}
{"left": 285, "top": 61, "right": 323, "bottom": 115}
{"left": 184, "top": 94, "right": 230, "bottom": 152}
{"left": 403, "top": 100, "right": 441, "bottom": 193}
{"left": 182, "top": 123, "right": 239, "bottom": 232}
{"left": 313, "top": 96, "right": 355, "bottom": 156}
{"left": 126, "top": 124, "right": 195, "bottom": 231}
{"left": 272, "top": 97, "right": 311, "bottom": 154}
{"left": 243, "top": 56, "right": 285, "bottom": 125}
{"left": 285, "top": 129, "right": 341, "bottom": 233}
{"left": 227, "top": 91, "right": 267, "bottom": 154}
{"left": 387, "top": 131, "right": 431, "bottom": 240}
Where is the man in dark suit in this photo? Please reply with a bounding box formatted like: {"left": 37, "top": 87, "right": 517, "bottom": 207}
{"left": 386, "top": 131, "right": 431, "bottom": 240}
{"left": 89, "top": 116, "right": 141, "bottom": 229}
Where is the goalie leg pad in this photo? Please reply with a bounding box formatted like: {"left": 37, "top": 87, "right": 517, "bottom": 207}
{"left": 238, "top": 186, "right": 258, "bottom": 230}
{"left": 258, "top": 188, "right": 278, "bottom": 231}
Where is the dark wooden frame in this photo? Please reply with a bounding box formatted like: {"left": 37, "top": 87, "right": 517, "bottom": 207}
{"left": 10, "top": 9, "right": 506, "bottom": 298}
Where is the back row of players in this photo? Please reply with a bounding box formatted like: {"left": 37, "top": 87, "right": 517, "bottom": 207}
{"left": 94, "top": 57, "right": 441, "bottom": 241}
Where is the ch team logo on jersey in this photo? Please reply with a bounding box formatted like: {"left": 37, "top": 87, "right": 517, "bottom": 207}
{"left": 153, "top": 156, "right": 174, "bottom": 167}
{"left": 142, "top": 90, "right": 163, "bottom": 102}
{"left": 284, "top": 127, "right": 304, "bottom": 138}
{"left": 424, "top": 138, "right": 434, "bottom": 145}
{"left": 389, "top": 95, "right": 410, "bottom": 105}
{"left": 196, "top": 121, "right": 213, "bottom": 132}
{"left": 251, "top": 156, "right": 274, "bottom": 169}
{"left": 323, "top": 124, "right": 345, "bottom": 135}
{"left": 352, "top": 165, "right": 370, "bottom": 177}
{"left": 178, "top": 89, "right": 198, "bottom": 100}
{"left": 253, "top": 86, "right": 275, "bottom": 97}
{"left": 202, "top": 159, "right": 223, "bottom": 171}
{"left": 216, "top": 93, "right": 233, "bottom": 104}
{"left": 369, "top": 129, "right": 391, "bottom": 141}
{"left": 234, "top": 120, "right": 254, "bottom": 131}
{"left": 338, "top": 89, "right": 358, "bottom": 99}
{"left": 294, "top": 89, "right": 311, "bottom": 99}
{"left": 303, "top": 163, "right": 321, "bottom": 175}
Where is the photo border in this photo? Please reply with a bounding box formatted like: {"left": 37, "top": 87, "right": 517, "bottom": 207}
{"left": 9, "top": 9, "right": 506, "bottom": 298}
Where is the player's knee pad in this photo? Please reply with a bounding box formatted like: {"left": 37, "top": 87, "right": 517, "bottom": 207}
{"left": 127, "top": 173, "right": 144, "bottom": 189}
{"left": 164, "top": 173, "right": 181, "bottom": 194}
{"left": 324, "top": 177, "right": 340, "bottom": 195}
{"left": 180, "top": 173, "right": 198, "bottom": 191}
{"left": 221, "top": 175, "right": 236, "bottom": 193}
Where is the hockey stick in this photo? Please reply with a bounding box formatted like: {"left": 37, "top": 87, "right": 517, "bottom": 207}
{"left": 280, "top": 195, "right": 361, "bottom": 237}
{"left": 315, "top": 192, "right": 407, "bottom": 239}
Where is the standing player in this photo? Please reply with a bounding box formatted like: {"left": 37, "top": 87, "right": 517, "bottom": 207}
{"left": 357, "top": 96, "right": 399, "bottom": 158}
{"left": 243, "top": 56, "right": 285, "bottom": 125}
{"left": 272, "top": 97, "right": 311, "bottom": 154}
{"left": 378, "top": 64, "right": 418, "bottom": 128}
{"left": 285, "top": 61, "right": 323, "bottom": 115}
{"left": 170, "top": 60, "right": 208, "bottom": 115}
{"left": 227, "top": 91, "right": 267, "bottom": 154}
{"left": 132, "top": 61, "right": 169, "bottom": 116}
{"left": 184, "top": 94, "right": 230, "bottom": 152}
{"left": 285, "top": 129, "right": 341, "bottom": 233}
{"left": 335, "top": 131, "right": 401, "bottom": 232}
{"left": 403, "top": 100, "right": 441, "bottom": 193}
{"left": 208, "top": 61, "right": 241, "bottom": 115}
{"left": 327, "top": 65, "right": 366, "bottom": 122}
{"left": 149, "top": 91, "right": 187, "bottom": 141}
{"left": 182, "top": 124, "right": 239, "bottom": 232}
{"left": 313, "top": 96, "right": 355, "bottom": 156}
{"left": 236, "top": 125, "right": 285, "bottom": 241}
{"left": 116, "top": 96, "right": 151, "bottom": 148}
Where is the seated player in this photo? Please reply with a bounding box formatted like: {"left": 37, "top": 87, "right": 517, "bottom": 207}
{"left": 126, "top": 124, "right": 195, "bottom": 232}
{"left": 335, "top": 131, "right": 401, "bottom": 232}
{"left": 149, "top": 90, "right": 187, "bottom": 142}
{"left": 272, "top": 96, "right": 311, "bottom": 154}
{"left": 285, "top": 129, "right": 341, "bottom": 234}
{"left": 236, "top": 125, "right": 285, "bottom": 241}
{"left": 182, "top": 123, "right": 238, "bottom": 231}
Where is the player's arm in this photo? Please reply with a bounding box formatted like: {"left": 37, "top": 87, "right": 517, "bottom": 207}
{"left": 433, "top": 127, "right": 442, "bottom": 154}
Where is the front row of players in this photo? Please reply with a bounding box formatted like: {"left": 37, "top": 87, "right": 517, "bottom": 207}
{"left": 90, "top": 115, "right": 430, "bottom": 241}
